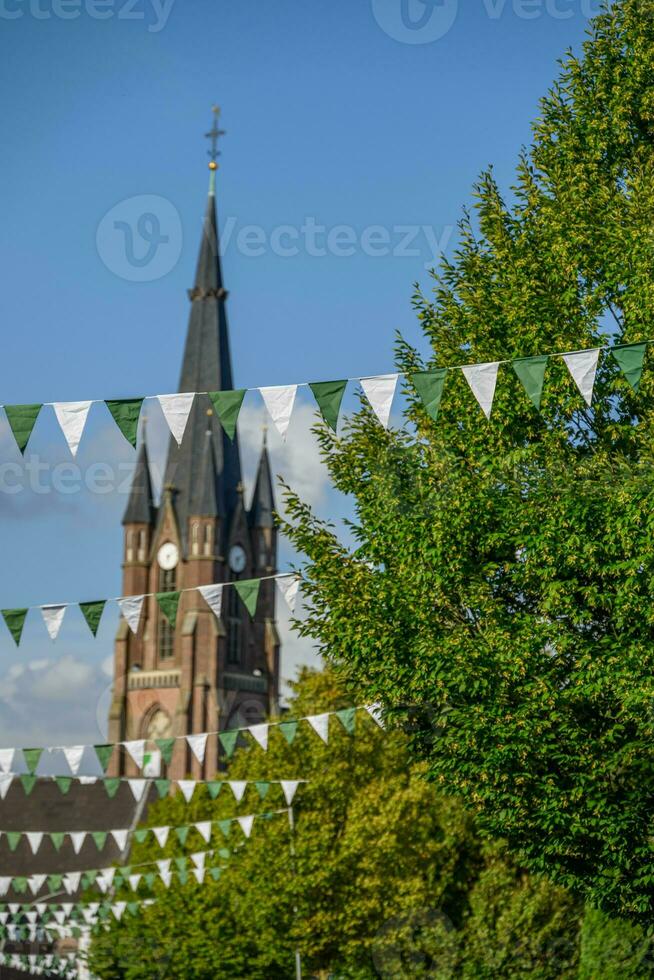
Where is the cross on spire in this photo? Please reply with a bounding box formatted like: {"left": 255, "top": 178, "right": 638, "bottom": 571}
{"left": 205, "top": 105, "right": 225, "bottom": 167}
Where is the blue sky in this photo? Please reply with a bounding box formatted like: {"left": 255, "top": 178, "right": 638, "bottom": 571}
{"left": 0, "top": 0, "right": 599, "bottom": 747}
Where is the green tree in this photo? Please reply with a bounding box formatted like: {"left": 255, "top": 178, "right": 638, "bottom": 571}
{"left": 88, "top": 669, "right": 585, "bottom": 979}
{"left": 281, "top": 0, "right": 654, "bottom": 924}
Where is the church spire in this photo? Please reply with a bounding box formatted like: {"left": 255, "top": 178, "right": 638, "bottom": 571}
{"left": 250, "top": 428, "right": 275, "bottom": 530}
{"left": 122, "top": 428, "right": 155, "bottom": 525}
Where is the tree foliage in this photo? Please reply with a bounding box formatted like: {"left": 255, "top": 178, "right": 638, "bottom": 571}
{"left": 281, "top": 0, "right": 654, "bottom": 923}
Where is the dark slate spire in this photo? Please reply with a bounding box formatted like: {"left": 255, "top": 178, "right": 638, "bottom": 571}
{"left": 249, "top": 431, "right": 275, "bottom": 529}
{"left": 190, "top": 413, "right": 222, "bottom": 518}
{"left": 123, "top": 437, "right": 155, "bottom": 526}
{"left": 162, "top": 117, "right": 242, "bottom": 552}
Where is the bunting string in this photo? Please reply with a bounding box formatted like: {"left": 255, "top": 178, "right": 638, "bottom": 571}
{"left": 0, "top": 775, "right": 304, "bottom": 802}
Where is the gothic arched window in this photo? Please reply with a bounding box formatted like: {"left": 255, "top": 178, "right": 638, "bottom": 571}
{"left": 158, "top": 564, "right": 177, "bottom": 661}
{"left": 227, "top": 578, "right": 242, "bottom": 665}
{"left": 203, "top": 523, "right": 212, "bottom": 556}
{"left": 191, "top": 522, "right": 200, "bottom": 556}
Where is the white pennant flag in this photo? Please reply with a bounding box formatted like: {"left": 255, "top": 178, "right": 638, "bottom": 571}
{"left": 111, "top": 829, "right": 129, "bottom": 851}
{"left": 360, "top": 374, "right": 398, "bottom": 429}
{"left": 118, "top": 595, "right": 145, "bottom": 634}
{"left": 461, "top": 361, "right": 500, "bottom": 419}
{"left": 157, "top": 393, "right": 195, "bottom": 446}
{"left": 562, "top": 348, "right": 600, "bottom": 407}
{"left": 191, "top": 852, "right": 205, "bottom": 869}
{"left": 198, "top": 584, "right": 223, "bottom": 620}
{"left": 62, "top": 745, "right": 85, "bottom": 776}
{"left": 259, "top": 385, "right": 297, "bottom": 440}
{"left": 160, "top": 870, "right": 172, "bottom": 888}
{"left": 123, "top": 740, "right": 146, "bottom": 770}
{"left": 70, "top": 832, "right": 86, "bottom": 855}
{"left": 280, "top": 780, "right": 301, "bottom": 805}
{"left": 41, "top": 604, "right": 66, "bottom": 641}
{"left": 129, "top": 874, "right": 141, "bottom": 892}
{"left": 63, "top": 872, "right": 81, "bottom": 894}
{"left": 26, "top": 833, "right": 43, "bottom": 855}
{"left": 306, "top": 712, "right": 330, "bottom": 743}
{"left": 248, "top": 724, "right": 269, "bottom": 751}
{"left": 237, "top": 815, "right": 255, "bottom": 839}
{"left": 0, "top": 775, "right": 13, "bottom": 800}
{"left": 112, "top": 902, "right": 126, "bottom": 921}
{"left": 178, "top": 780, "right": 196, "bottom": 803}
{"left": 194, "top": 821, "right": 212, "bottom": 844}
{"left": 78, "top": 775, "right": 97, "bottom": 785}
{"left": 53, "top": 401, "right": 92, "bottom": 458}
{"left": 366, "top": 703, "right": 385, "bottom": 728}
{"left": 127, "top": 778, "right": 148, "bottom": 801}
{"left": 152, "top": 826, "right": 169, "bottom": 848}
{"left": 277, "top": 575, "right": 300, "bottom": 614}
{"left": 28, "top": 875, "right": 47, "bottom": 896}
{"left": 192, "top": 867, "right": 205, "bottom": 884}
{"left": 228, "top": 780, "right": 247, "bottom": 802}
{"left": 186, "top": 734, "right": 208, "bottom": 765}
{"left": 156, "top": 859, "right": 171, "bottom": 876}
{"left": 0, "top": 879, "right": 10, "bottom": 897}
{"left": 0, "top": 748, "right": 15, "bottom": 773}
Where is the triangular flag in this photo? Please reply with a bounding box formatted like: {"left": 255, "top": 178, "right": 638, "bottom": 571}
{"left": 26, "top": 833, "right": 43, "bottom": 855}
{"left": 207, "top": 781, "right": 222, "bottom": 799}
{"left": 198, "top": 584, "right": 223, "bottom": 620}
{"left": 105, "top": 399, "right": 144, "bottom": 448}
{"left": 277, "top": 575, "right": 300, "bottom": 615}
{"left": 23, "top": 749, "right": 42, "bottom": 775}
{"left": 79, "top": 601, "right": 106, "bottom": 638}
{"left": 4, "top": 404, "right": 42, "bottom": 454}
{"left": 259, "top": 385, "right": 297, "bottom": 440}
{"left": 20, "top": 774, "right": 37, "bottom": 795}
{"left": 2, "top": 609, "right": 28, "bottom": 647}
{"left": 219, "top": 730, "right": 238, "bottom": 758}
{"left": 0, "top": 748, "right": 15, "bottom": 773}
{"left": 156, "top": 858, "right": 171, "bottom": 876}
{"left": 228, "top": 781, "right": 247, "bottom": 802}
{"left": 612, "top": 342, "right": 647, "bottom": 393}
{"left": 360, "top": 374, "right": 398, "bottom": 428}
{"left": 461, "top": 361, "right": 500, "bottom": 419}
{"left": 194, "top": 821, "right": 211, "bottom": 844}
{"left": 55, "top": 777, "right": 72, "bottom": 795}
{"left": 186, "top": 734, "right": 208, "bottom": 765}
{"left": 562, "top": 349, "right": 600, "bottom": 406}
{"left": 237, "top": 815, "right": 255, "bottom": 839}
{"left": 176, "top": 827, "right": 190, "bottom": 846}
{"left": 177, "top": 780, "right": 196, "bottom": 803}
{"left": 411, "top": 369, "right": 447, "bottom": 422}
{"left": 94, "top": 744, "right": 113, "bottom": 773}
{"left": 156, "top": 591, "right": 181, "bottom": 629}
{"left": 127, "top": 779, "right": 147, "bottom": 801}
{"left": 70, "top": 833, "right": 86, "bottom": 855}
{"left": 155, "top": 778, "right": 171, "bottom": 798}
{"left": 41, "top": 605, "right": 66, "bottom": 641}
{"left": 62, "top": 746, "right": 85, "bottom": 776}
{"left": 92, "top": 832, "right": 107, "bottom": 851}
{"left": 134, "top": 828, "right": 148, "bottom": 844}
{"left": 512, "top": 356, "right": 548, "bottom": 411}
{"left": 255, "top": 781, "right": 270, "bottom": 800}
{"left": 111, "top": 830, "right": 129, "bottom": 851}
{"left": 152, "top": 827, "right": 169, "bottom": 848}
{"left": 157, "top": 393, "right": 195, "bottom": 446}
{"left": 280, "top": 780, "right": 301, "bottom": 805}
{"left": 306, "top": 713, "right": 330, "bottom": 743}
{"left": 103, "top": 777, "right": 121, "bottom": 798}
{"left": 118, "top": 595, "right": 145, "bottom": 634}
{"left": 308, "top": 380, "right": 347, "bottom": 432}
{"left": 52, "top": 401, "right": 92, "bottom": 457}
{"left": 248, "top": 725, "right": 269, "bottom": 751}
{"left": 366, "top": 703, "right": 385, "bottom": 727}
{"left": 155, "top": 738, "right": 175, "bottom": 766}
{"left": 278, "top": 721, "right": 298, "bottom": 745}
{"left": 28, "top": 875, "right": 46, "bottom": 896}
{"left": 0, "top": 774, "right": 13, "bottom": 800}
{"left": 335, "top": 707, "right": 356, "bottom": 734}
{"left": 112, "top": 902, "right": 126, "bottom": 921}
{"left": 209, "top": 389, "right": 246, "bottom": 441}
{"left": 123, "top": 740, "right": 146, "bottom": 770}
{"left": 234, "top": 579, "right": 260, "bottom": 619}
{"left": 7, "top": 832, "right": 21, "bottom": 851}
{"left": 191, "top": 852, "right": 205, "bottom": 870}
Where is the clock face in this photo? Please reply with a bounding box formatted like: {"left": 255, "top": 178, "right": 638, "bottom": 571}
{"left": 157, "top": 542, "right": 179, "bottom": 571}
{"left": 229, "top": 544, "right": 247, "bottom": 574}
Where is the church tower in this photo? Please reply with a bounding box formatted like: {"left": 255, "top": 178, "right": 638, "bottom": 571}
{"left": 108, "top": 111, "right": 280, "bottom": 779}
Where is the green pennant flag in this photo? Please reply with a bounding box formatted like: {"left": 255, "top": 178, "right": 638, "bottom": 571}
{"left": 156, "top": 591, "right": 181, "bottom": 629}
{"left": 23, "top": 748, "right": 42, "bottom": 774}
{"left": 278, "top": 720, "right": 298, "bottom": 745}
{"left": 512, "top": 355, "right": 549, "bottom": 411}
{"left": 94, "top": 744, "right": 114, "bottom": 773}
{"left": 134, "top": 829, "right": 148, "bottom": 844}
{"left": 308, "top": 380, "right": 348, "bottom": 432}
{"left": 209, "top": 389, "right": 246, "bottom": 441}
{"left": 50, "top": 832, "right": 65, "bottom": 852}
{"left": 255, "top": 781, "right": 270, "bottom": 800}
{"left": 79, "top": 600, "right": 106, "bottom": 638}
{"left": 234, "top": 579, "right": 260, "bottom": 619}
{"left": 127, "top": 902, "right": 140, "bottom": 916}
{"left": 103, "top": 778, "right": 121, "bottom": 799}
{"left": 156, "top": 738, "right": 175, "bottom": 766}
{"left": 335, "top": 706, "right": 356, "bottom": 734}
{"left": 174, "top": 856, "right": 188, "bottom": 872}
{"left": 217, "top": 819, "right": 232, "bottom": 839}
{"left": 175, "top": 826, "right": 190, "bottom": 846}
{"left": 411, "top": 369, "right": 447, "bottom": 422}
{"left": 98, "top": 904, "right": 110, "bottom": 921}
{"left": 55, "top": 777, "right": 72, "bottom": 795}
{"left": 4, "top": 404, "right": 42, "bottom": 454}
{"left": 209, "top": 867, "right": 222, "bottom": 882}
{"left": 219, "top": 730, "right": 238, "bottom": 758}
{"left": 155, "top": 778, "right": 171, "bottom": 799}
{"left": 84, "top": 870, "right": 98, "bottom": 887}
{"left": 48, "top": 875, "right": 63, "bottom": 892}
{"left": 13, "top": 877, "right": 27, "bottom": 895}
{"left": 2, "top": 608, "right": 28, "bottom": 647}
{"left": 20, "top": 776, "right": 36, "bottom": 798}
{"left": 218, "top": 847, "right": 231, "bottom": 861}
{"left": 207, "top": 781, "right": 223, "bottom": 800}
{"left": 612, "top": 342, "right": 647, "bottom": 392}
{"left": 92, "top": 831, "right": 108, "bottom": 851}
{"left": 105, "top": 398, "right": 144, "bottom": 448}
{"left": 176, "top": 870, "right": 188, "bottom": 887}
{"left": 6, "top": 832, "right": 21, "bottom": 852}
{"left": 144, "top": 872, "right": 156, "bottom": 890}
